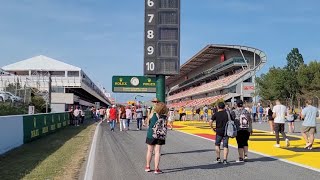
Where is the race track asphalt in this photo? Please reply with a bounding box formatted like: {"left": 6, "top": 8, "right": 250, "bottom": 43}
{"left": 84, "top": 121, "right": 320, "bottom": 180}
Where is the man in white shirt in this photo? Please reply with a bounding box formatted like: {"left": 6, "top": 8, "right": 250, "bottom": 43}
{"left": 73, "top": 106, "right": 80, "bottom": 127}
{"left": 272, "top": 100, "right": 290, "bottom": 148}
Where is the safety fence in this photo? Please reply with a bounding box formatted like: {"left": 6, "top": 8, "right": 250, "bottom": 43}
{"left": 0, "top": 111, "right": 88, "bottom": 154}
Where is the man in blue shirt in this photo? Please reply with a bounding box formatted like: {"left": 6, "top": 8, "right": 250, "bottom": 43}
{"left": 301, "top": 99, "right": 319, "bottom": 150}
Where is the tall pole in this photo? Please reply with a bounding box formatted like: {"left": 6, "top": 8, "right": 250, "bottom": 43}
{"left": 156, "top": 75, "right": 165, "bottom": 103}
{"left": 46, "top": 72, "right": 52, "bottom": 113}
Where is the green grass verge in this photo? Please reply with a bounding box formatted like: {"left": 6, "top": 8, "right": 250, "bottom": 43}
{"left": 0, "top": 121, "right": 96, "bottom": 180}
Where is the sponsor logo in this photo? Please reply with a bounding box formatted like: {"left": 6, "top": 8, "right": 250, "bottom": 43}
{"left": 115, "top": 78, "right": 128, "bottom": 86}
{"left": 243, "top": 86, "right": 254, "bottom": 90}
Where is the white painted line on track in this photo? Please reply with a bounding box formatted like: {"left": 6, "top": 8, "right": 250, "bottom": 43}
{"left": 175, "top": 129, "right": 320, "bottom": 173}
{"left": 84, "top": 121, "right": 102, "bottom": 180}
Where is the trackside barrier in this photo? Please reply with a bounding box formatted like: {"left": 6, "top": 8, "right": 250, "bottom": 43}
{"left": 0, "top": 111, "right": 94, "bottom": 154}
{"left": 0, "top": 115, "right": 24, "bottom": 154}
{"left": 23, "top": 112, "right": 70, "bottom": 143}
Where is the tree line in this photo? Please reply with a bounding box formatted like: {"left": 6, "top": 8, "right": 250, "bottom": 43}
{"left": 256, "top": 48, "right": 320, "bottom": 107}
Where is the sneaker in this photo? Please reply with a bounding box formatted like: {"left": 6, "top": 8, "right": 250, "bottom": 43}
{"left": 216, "top": 158, "right": 221, "bottom": 163}
{"left": 236, "top": 158, "right": 244, "bottom": 163}
{"left": 223, "top": 160, "right": 228, "bottom": 165}
{"left": 244, "top": 154, "right": 248, "bottom": 160}
{"left": 285, "top": 139, "right": 290, "bottom": 147}
{"left": 145, "top": 166, "right": 151, "bottom": 172}
{"left": 304, "top": 143, "right": 312, "bottom": 149}
{"left": 274, "top": 144, "right": 280, "bottom": 148}
{"left": 137, "top": 128, "right": 140, "bottom": 131}
{"left": 308, "top": 146, "right": 313, "bottom": 150}
{"left": 154, "top": 169, "right": 163, "bottom": 174}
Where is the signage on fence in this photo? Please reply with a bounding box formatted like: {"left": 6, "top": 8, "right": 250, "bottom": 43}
{"left": 112, "top": 76, "right": 156, "bottom": 93}
{"left": 23, "top": 112, "right": 70, "bottom": 143}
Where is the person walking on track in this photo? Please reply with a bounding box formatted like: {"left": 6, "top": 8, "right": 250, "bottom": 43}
{"left": 119, "top": 106, "right": 127, "bottom": 131}
{"left": 125, "top": 106, "right": 132, "bottom": 130}
{"left": 136, "top": 105, "right": 143, "bottom": 130}
{"left": 109, "top": 105, "right": 117, "bottom": 132}
{"left": 301, "top": 99, "right": 319, "bottom": 150}
{"left": 145, "top": 102, "right": 168, "bottom": 174}
{"left": 210, "top": 102, "right": 231, "bottom": 165}
{"left": 168, "top": 107, "right": 175, "bottom": 130}
{"left": 272, "top": 100, "right": 290, "bottom": 148}
{"left": 267, "top": 105, "right": 275, "bottom": 134}
{"left": 231, "top": 100, "right": 253, "bottom": 162}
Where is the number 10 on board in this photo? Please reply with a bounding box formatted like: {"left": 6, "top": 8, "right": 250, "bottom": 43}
{"left": 144, "top": 0, "right": 157, "bottom": 74}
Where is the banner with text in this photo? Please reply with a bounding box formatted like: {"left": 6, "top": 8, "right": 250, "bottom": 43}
{"left": 23, "top": 112, "right": 70, "bottom": 143}
{"left": 112, "top": 76, "right": 156, "bottom": 93}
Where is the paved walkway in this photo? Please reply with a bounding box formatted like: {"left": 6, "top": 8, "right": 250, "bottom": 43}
{"left": 173, "top": 121, "right": 320, "bottom": 171}
{"left": 81, "top": 121, "right": 320, "bottom": 180}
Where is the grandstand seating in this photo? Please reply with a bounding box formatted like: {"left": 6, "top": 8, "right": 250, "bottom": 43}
{"left": 167, "top": 69, "right": 249, "bottom": 101}
{"left": 167, "top": 94, "right": 226, "bottom": 108}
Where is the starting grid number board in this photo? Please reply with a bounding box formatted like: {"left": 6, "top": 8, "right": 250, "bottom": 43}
{"left": 144, "top": 0, "right": 180, "bottom": 76}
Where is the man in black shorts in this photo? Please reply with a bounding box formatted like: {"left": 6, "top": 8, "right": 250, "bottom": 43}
{"left": 209, "top": 102, "right": 230, "bottom": 164}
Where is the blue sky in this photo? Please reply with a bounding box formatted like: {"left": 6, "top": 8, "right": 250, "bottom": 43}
{"left": 0, "top": 0, "right": 319, "bottom": 102}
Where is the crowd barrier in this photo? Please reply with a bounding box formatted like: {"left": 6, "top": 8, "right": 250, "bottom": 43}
{"left": 0, "top": 112, "right": 76, "bottom": 154}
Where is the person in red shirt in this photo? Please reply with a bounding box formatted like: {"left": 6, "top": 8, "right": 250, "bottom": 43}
{"left": 109, "top": 105, "right": 117, "bottom": 131}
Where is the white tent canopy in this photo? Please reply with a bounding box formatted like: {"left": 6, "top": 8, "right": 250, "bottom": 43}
{"left": 2, "top": 55, "right": 81, "bottom": 71}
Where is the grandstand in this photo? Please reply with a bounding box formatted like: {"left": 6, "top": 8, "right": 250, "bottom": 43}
{"left": 166, "top": 44, "right": 266, "bottom": 108}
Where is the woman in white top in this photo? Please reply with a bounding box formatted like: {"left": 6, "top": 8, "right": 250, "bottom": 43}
{"left": 168, "top": 108, "right": 175, "bottom": 130}
{"left": 105, "top": 107, "right": 110, "bottom": 122}
{"left": 125, "top": 106, "right": 132, "bottom": 130}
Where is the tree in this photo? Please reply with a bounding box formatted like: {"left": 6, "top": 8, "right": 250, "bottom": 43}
{"left": 297, "top": 61, "right": 320, "bottom": 99}
{"left": 285, "top": 48, "right": 304, "bottom": 72}
{"left": 31, "top": 96, "right": 47, "bottom": 113}
{"left": 255, "top": 67, "right": 288, "bottom": 101}
{"left": 284, "top": 48, "right": 304, "bottom": 106}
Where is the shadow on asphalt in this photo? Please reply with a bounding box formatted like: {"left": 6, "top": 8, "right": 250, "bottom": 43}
{"left": 274, "top": 154, "right": 302, "bottom": 159}
{"left": 162, "top": 149, "right": 214, "bottom": 155}
{"left": 249, "top": 136, "right": 300, "bottom": 141}
{"left": 162, "top": 163, "right": 242, "bottom": 173}
{"left": 245, "top": 156, "right": 278, "bottom": 162}
{"left": 285, "top": 147, "right": 319, "bottom": 152}
{"left": 162, "top": 156, "right": 278, "bottom": 174}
